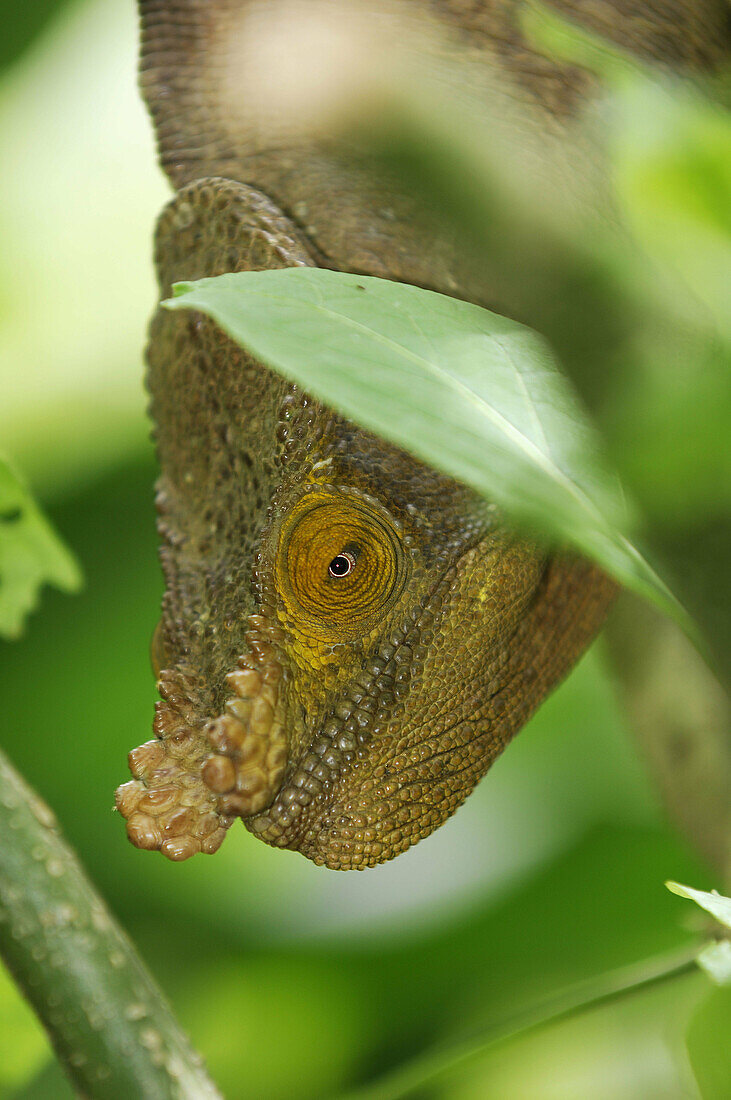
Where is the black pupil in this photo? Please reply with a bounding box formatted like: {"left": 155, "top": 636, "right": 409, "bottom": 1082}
{"left": 328, "top": 553, "right": 353, "bottom": 578}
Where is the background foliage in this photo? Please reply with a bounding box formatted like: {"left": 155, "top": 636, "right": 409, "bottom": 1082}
{"left": 0, "top": 1, "right": 728, "bottom": 1097}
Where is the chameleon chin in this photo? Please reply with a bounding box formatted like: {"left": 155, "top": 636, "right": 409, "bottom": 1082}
{"left": 116, "top": 0, "right": 724, "bottom": 869}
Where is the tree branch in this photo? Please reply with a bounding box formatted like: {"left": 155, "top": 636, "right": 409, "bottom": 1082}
{"left": 0, "top": 746, "right": 223, "bottom": 1099}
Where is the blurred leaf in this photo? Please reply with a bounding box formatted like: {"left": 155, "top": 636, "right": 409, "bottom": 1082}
{"left": 479, "top": 4, "right": 731, "bottom": 689}
{"left": 686, "top": 985, "right": 731, "bottom": 1100}
{"left": 608, "top": 336, "right": 731, "bottom": 528}
{"left": 612, "top": 81, "right": 731, "bottom": 342}
{"left": 165, "top": 270, "right": 688, "bottom": 633}
{"left": 697, "top": 943, "right": 731, "bottom": 988}
{"left": 0, "top": 962, "right": 49, "bottom": 1091}
{"left": 524, "top": 1, "right": 731, "bottom": 339}
{"left": 667, "top": 883, "right": 731, "bottom": 931}
{"left": 0, "top": 0, "right": 68, "bottom": 73}
{"left": 0, "top": 455, "right": 81, "bottom": 638}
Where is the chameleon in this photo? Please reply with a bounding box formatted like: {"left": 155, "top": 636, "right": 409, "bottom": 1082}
{"left": 115, "top": 0, "right": 728, "bottom": 870}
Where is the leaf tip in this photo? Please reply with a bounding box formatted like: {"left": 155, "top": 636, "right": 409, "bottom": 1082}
{"left": 57, "top": 554, "right": 84, "bottom": 594}
{"left": 163, "top": 282, "right": 196, "bottom": 309}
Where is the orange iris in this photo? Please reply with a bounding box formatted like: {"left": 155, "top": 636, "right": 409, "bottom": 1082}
{"left": 276, "top": 491, "right": 405, "bottom": 639}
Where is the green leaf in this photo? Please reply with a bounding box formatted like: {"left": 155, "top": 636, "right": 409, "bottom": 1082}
{"left": 164, "top": 268, "right": 689, "bottom": 631}
{"left": 612, "top": 80, "right": 731, "bottom": 340}
{"left": 524, "top": 1, "right": 731, "bottom": 340}
{"left": 666, "top": 882, "right": 731, "bottom": 931}
{"left": 0, "top": 455, "right": 81, "bottom": 638}
{"left": 665, "top": 879, "right": 731, "bottom": 986}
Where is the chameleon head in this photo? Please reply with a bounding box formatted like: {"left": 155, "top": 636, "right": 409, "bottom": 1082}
{"left": 117, "top": 419, "right": 609, "bottom": 869}
{"left": 114, "top": 181, "right": 613, "bottom": 869}
{"left": 199, "top": 480, "right": 553, "bottom": 869}
{"left": 116, "top": 409, "right": 570, "bottom": 869}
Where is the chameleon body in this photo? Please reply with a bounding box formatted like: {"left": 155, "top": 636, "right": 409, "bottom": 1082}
{"left": 116, "top": 0, "right": 726, "bottom": 869}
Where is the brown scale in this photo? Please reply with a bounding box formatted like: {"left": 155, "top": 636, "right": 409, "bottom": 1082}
{"left": 117, "top": 0, "right": 727, "bottom": 868}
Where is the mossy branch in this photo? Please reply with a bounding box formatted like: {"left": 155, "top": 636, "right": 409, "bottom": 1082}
{"left": 0, "top": 747, "right": 223, "bottom": 1099}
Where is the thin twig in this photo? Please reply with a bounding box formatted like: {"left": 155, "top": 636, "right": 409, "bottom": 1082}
{"left": 0, "top": 747, "right": 223, "bottom": 1099}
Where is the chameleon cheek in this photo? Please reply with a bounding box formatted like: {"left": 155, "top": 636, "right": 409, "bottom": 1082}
{"left": 285, "top": 548, "right": 614, "bottom": 870}
{"left": 246, "top": 537, "right": 593, "bottom": 869}
{"left": 303, "top": 541, "right": 546, "bottom": 868}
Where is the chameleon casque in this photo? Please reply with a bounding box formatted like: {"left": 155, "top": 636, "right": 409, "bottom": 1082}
{"left": 116, "top": 0, "right": 728, "bottom": 869}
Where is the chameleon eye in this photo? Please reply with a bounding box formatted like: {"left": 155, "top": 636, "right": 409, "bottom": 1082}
{"left": 328, "top": 551, "right": 356, "bottom": 579}
{"left": 276, "top": 492, "right": 406, "bottom": 638}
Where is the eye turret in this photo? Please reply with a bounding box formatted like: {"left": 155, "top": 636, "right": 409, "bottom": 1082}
{"left": 275, "top": 492, "right": 406, "bottom": 639}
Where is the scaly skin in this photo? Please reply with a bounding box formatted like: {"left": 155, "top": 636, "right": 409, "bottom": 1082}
{"left": 116, "top": 1, "right": 726, "bottom": 869}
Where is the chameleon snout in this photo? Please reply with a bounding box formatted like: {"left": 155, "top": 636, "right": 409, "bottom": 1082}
{"left": 116, "top": 668, "right": 234, "bottom": 861}
{"left": 117, "top": 617, "right": 293, "bottom": 860}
